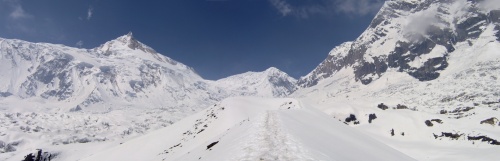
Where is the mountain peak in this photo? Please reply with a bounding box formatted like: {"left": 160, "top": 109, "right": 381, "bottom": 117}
{"left": 114, "top": 32, "right": 137, "bottom": 46}
{"left": 97, "top": 32, "right": 157, "bottom": 54}
{"left": 264, "top": 67, "right": 282, "bottom": 74}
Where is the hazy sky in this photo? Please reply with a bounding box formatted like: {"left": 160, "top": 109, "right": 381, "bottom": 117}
{"left": 0, "top": 0, "right": 384, "bottom": 80}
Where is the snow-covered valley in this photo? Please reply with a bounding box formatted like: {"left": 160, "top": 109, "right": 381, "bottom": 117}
{"left": 2, "top": 0, "right": 500, "bottom": 160}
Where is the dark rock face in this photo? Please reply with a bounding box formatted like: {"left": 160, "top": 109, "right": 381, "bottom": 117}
{"left": 495, "top": 25, "right": 500, "bottom": 41}
{"left": 368, "top": 114, "right": 377, "bottom": 123}
{"left": 425, "top": 120, "right": 434, "bottom": 127}
{"left": 344, "top": 114, "right": 359, "bottom": 125}
{"left": 298, "top": 0, "right": 500, "bottom": 87}
{"left": 433, "top": 132, "right": 462, "bottom": 140}
{"left": 434, "top": 131, "right": 500, "bottom": 145}
{"left": 345, "top": 114, "right": 357, "bottom": 123}
{"left": 377, "top": 103, "right": 389, "bottom": 110}
{"left": 22, "top": 149, "right": 54, "bottom": 161}
{"left": 206, "top": 141, "right": 219, "bottom": 150}
{"left": 468, "top": 136, "right": 500, "bottom": 145}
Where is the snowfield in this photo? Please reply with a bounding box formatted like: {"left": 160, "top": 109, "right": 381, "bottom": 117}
{"left": 58, "top": 97, "right": 415, "bottom": 161}
{"left": 2, "top": 0, "right": 500, "bottom": 160}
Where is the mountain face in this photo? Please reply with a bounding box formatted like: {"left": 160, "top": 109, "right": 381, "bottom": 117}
{"left": 299, "top": 0, "right": 500, "bottom": 87}
{"left": 214, "top": 67, "right": 297, "bottom": 97}
{"left": 1, "top": 32, "right": 222, "bottom": 112}
{"left": 292, "top": 0, "right": 500, "bottom": 160}
{"left": 0, "top": 33, "right": 297, "bottom": 156}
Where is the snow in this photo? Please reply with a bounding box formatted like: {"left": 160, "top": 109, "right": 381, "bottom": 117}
{"left": 291, "top": 36, "right": 500, "bottom": 160}
{"left": 0, "top": 34, "right": 300, "bottom": 160}
{"left": 72, "top": 97, "right": 414, "bottom": 161}
{"left": 214, "top": 67, "right": 297, "bottom": 98}
{"left": 2, "top": 0, "right": 500, "bottom": 160}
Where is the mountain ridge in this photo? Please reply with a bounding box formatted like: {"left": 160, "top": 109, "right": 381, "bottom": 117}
{"left": 0, "top": 33, "right": 299, "bottom": 157}
{"left": 298, "top": 0, "right": 500, "bottom": 87}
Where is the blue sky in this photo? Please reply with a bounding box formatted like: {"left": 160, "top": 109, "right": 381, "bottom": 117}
{"left": 0, "top": 0, "right": 384, "bottom": 80}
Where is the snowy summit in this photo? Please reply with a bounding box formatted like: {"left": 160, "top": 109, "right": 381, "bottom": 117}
{"left": 1, "top": 0, "right": 500, "bottom": 161}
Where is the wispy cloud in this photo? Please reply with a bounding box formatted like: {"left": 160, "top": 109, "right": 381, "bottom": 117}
{"left": 2, "top": 0, "right": 35, "bottom": 35}
{"left": 76, "top": 40, "right": 84, "bottom": 48}
{"left": 87, "top": 6, "right": 93, "bottom": 20}
{"left": 6, "top": 0, "right": 32, "bottom": 20}
{"left": 269, "top": 0, "right": 292, "bottom": 16}
{"left": 268, "top": 0, "right": 385, "bottom": 18}
{"left": 478, "top": 0, "right": 500, "bottom": 12}
{"left": 335, "top": 0, "right": 385, "bottom": 16}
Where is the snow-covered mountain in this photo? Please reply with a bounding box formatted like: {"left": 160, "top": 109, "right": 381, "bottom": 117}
{"left": 293, "top": 0, "right": 500, "bottom": 160}
{"left": 3, "top": 0, "right": 500, "bottom": 160}
{"left": 1, "top": 32, "right": 215, "bottom": 110}
{"left": 0, "top": 32, "right": 297, "bottom": 158}
{"left": 215, "top": 67, "right": 297, "bottom": 97}
{"left": 298, "top": 0, "right": 500, "bottom": 87}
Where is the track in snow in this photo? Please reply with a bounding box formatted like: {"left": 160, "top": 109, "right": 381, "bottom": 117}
{"left": 235, "top": 110, "right": 313, "bottom": 161}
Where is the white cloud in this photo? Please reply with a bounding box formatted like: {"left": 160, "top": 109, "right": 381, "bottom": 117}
{"left": 335, "top": 0, "right": 385, "bottom": 16}
{"left": 9, "top": 4, "right": 31, "bottom": 19}
{"left": 478, "top": 0, "right": 500, "bottom": 12}
{"left": 76, "top": 40, "right": 84, "bottom": 47}
{"left": 87, "top": 6, "right": 93, "bottom": 20}
{"left": 269, "top": 0, "right": 292, "bottom": 16}
{"left": 268, "top": 0, "right": 384, "bottom": 18}
{"left": 402, "top": 5, "right": 440, "bottom": 42}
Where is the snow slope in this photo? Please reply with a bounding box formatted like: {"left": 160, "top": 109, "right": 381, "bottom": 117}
{"left": 288, "top": 1, "right": 500, "bottom": 160}
{"left": 54, "top": 97, "right": 414, "bottom": 161}
{"left": 0, "top": 33, "right": 297, "bottom": 159}
{"left": 292, "top": 23, "right": 500, "bottom": 161}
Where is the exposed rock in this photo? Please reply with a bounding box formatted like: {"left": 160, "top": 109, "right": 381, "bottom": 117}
{"left": 480, "top": 117, "right": 498, "bottom": 126}
{"left": 433, "top": 132, "right": 462, "bottom": 140}
{"left": 467, "top": 136, "right": 500, "bottom": 145}
{"left": 396, "top": 104, "right": 408, "bottom": 110}
{"left": 425, "top": 120, "right": 433, "bottom": 127}
{"left": 377, "top": 103, "right": 389, "bottom": 110}
{"left": 368, "top": 114, "right": 377, "bottom": 123}
{"left": 206, "top": 141, "right": 219, "bottom": 150}
{"left": 345, "top": 114, "right": 357, "bottom": 123}
{"left": 22, "top": 149, "right": 55, "bottom": 161}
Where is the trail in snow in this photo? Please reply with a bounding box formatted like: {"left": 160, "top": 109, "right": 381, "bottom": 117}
{"left": 235, "top": 110, "right": 313, "bottom": 161}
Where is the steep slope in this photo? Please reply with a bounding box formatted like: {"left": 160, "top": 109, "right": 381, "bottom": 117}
{"left": 37, "top": 97, "right": 413, "bottom": 161}
{"left": 293, "top": 0, "right": 500, "bottom": 160}
{"left": 0, "top": 32, "right": 214, "bottom": 110}
{"left": 214, "top": 67, "right": 297, "bottom": 97}
{"left": 299, "top": 0, "right": 500, "bottom": 87}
